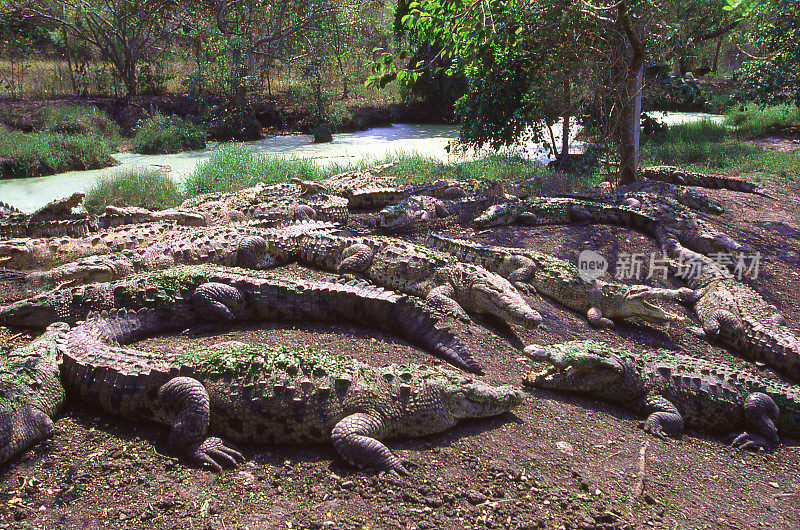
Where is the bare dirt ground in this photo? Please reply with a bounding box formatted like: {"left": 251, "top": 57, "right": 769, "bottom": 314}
{"left": 1, "top": 178, "right": 800, "bottom": 529}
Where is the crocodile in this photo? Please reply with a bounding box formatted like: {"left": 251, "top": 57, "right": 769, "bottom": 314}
{"left": 640, "top": 166, "right": 777, "bottom": 199}
{"left": 0, "top": 309, "right": 522, "bottom": 473}
{"left": 564, "top": 179, "right": 725, "bottom": 214}
{"left": 2, "top": 221, "right": 338, "bottom": 299}
{"left": 1, "top": 192, "right": 90, "bottom": 239}
{"left": 474, "top": 196, "right": 745, "bottom": 261}
{"left": 270, "top": 233, "right": 542, "bottom": 328}
{"left": 0, "top": 221, "right": 186, "bottom": 270}
{"left": 367, "top": 195, "right": 507, "bottom": 233}
{"left": 665, "top": 243, "right": 800, "bottom": 382}
{"left": 523, "top": 340, "right": 800, "bottom": 448}
{"left": 0, "top": 201, "right": 21, "bottom": 216}
{"left": 426, "top": 233, "right": 691, "bottom": 327}
{"left": 0, "top": 264, "right": 482, "bottom": 374}
{"left": 179, "top": 182, "right": 349, "bottom": 225}
{"left": 0, "top": 323, "right": 68, "bottom": 465}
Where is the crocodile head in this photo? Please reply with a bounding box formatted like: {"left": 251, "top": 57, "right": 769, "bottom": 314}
{"left": 0, "top": 295, "right": 59, "bottom": 328}
{"left": 523, "top": 341, "right": 639, "bottom": 398}
{"left": 605, "top": 284, "right": 685, "bottom": 323}
{"left": 368, "top": 197, "right": 431, "bottom": 232}
{"left": 465, "top": 269, "right": 542, "bottom": 328}
{"left": 438, "top": 376, "right": 525, "bottom": 419}
{"left": 474, "top": 203, "right": 517, "bottom": 227}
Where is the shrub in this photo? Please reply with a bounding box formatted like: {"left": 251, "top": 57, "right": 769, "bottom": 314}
{"left": 724, "top": 103, "right": 800, "bottom": 137}
{"left": 84, "top": 167, "right": 183, "bottom": 214}
{"left": 132, "top": 112, "right": 206, "bottom": 154}
{"left": 0, "top": 127, "right": 117, "bottom": 178}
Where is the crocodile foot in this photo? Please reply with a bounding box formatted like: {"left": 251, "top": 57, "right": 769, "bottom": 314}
{"left": 728, "top": 432, "right": 771, "bottom": 451}
{"left": 187, "top": 437, "right": 245, "bottom": 472}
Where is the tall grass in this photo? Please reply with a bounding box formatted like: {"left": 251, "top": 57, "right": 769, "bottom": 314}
{"left": 132, "top": 112, "right": 206, "bottom": 154}
{"left": 84, "top": 167, "right": 183, "bottom": 214}
{"left": 183, "top": 144, "right": 324, "bottom": 197}
{"left": 724, "top": 103, "right": 800, "bottom": 137}
{"left": 0, "top": 128, "right": 117, "bottom": 178}
{"left": 42, "top": 105, "right": 120, "bottom": 138}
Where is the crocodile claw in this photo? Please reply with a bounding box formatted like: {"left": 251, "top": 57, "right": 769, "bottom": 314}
{"left": 189, "top": 437, "right": 245, "bottom": 472}
{"left": 729, "top": 432, "right": 770, "bottom": 452}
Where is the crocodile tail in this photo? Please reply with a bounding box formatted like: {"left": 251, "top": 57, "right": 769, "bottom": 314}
{"left": 320, "top": 279, "right": 483, "bottom": 374}
{"left": 736, "top": 327, "right": 800, "bottom": 382}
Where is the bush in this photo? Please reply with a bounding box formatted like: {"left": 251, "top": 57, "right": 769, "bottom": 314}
{"left": 41, "top": 105, "right": 120, "bottom": 138}
{"left": 132, "top": 112, "right": 206, "bottom": 154}
{"left": 202, "top": 100, "right": 262, "bottom": 142}
{"left": 0, "top": 127, "right": 117, "bottom": 178}
{"left": 84, "top": 167, "right": 183, "bottom": 214}
{"left": 184, "top": 144, "right": 324, "bottom": 197}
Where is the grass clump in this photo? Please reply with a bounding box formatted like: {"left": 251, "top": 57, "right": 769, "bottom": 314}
{"left": 184, "top": 143, "right": 324, "bottom": 197}
{"left": 724, "top": 103, "right": 800, "bottom": 137}
{"left": 85, "top": 167, "right": 183, "bottom": 214}
{"left": 132, "top": 112, "right": 206, "bottom": 154}
{"left": 641, "top": 120, "right": 800, "bottom": 182}
{"left": 41, "top": 105, "right": 120, "bottom": 138}
{"left": 0, "top": 127, "right": 117, "bottom": 179}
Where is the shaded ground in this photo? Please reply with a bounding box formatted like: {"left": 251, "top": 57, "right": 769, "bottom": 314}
{"left": 1, "top": 179, "right": 800, "bottom": 528}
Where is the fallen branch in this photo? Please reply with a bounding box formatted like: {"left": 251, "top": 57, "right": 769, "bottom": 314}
{"left": 634, "top": 439, "right": 649, "bottom": 498}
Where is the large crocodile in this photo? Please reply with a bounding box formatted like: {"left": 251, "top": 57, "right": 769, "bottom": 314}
{"left": 640, "top": 166, "right": 776, "bottom": 198}
{"left": 367, "top": 195, "right": 506, "bottom": 233}
{"left": 524, "top": 340, "right": 800, "bottom": 448}
{"left": 666, "top": 244, "right": 800, "bottom": 382}
{"left": 2, "top": 221, "right": 337, "bottom": 299}
{"left": 426, "top": 233, "right": 691, "bottom": 327}
{"left": 179, "top": 181, "right": 349, "bottom": 225}
{"left": 0, "top": 309, "right": 522, "bottom": 472}
{"left": 268, "top": 233, "right": 542, "bottom": 329}
{"left": 1, "top": 192, "right": 90, "bottom": 239}
{"left": 0, "top": 264, "right": 482, "bottom": 374}
{"left": 474, "top": 196, "right": 745, "bottom": 260}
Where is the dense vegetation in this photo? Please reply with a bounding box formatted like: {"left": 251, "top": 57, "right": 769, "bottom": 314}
{"left": 132, "top": 112, "right": 206, "bottom": 155}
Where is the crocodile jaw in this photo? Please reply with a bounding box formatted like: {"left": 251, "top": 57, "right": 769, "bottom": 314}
{"left": 442, "top": 379, "right": 525, "bottom": 419}
{"left": 470, "top": 280, "right": 542, "bottom": 329}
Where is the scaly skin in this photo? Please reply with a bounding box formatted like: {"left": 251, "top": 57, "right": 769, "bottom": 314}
{"left": 0, "top": 201, "right": 21, "bottom": 216}
{"left": 45, "top": 309, "right": 522, "bottom": 473}
{"left": 667, "top": 244, "right": 800, "bottom": 382}
{"left": 274, "top": 233, "right": 542, "bottom": 329}
{"left": 368, "top": 195, "right": 505, "bottom": 233}
{"left": 474, "top": 197, "right": 657, "bottom": 230}
{"left": 641, "top": 166, "right": 777, "bottom": 199}
{"left": 179, "top": 181, "right": 349, "bottom": 225}
{"left": 523, "top": 340, "right": 800, "bottom": 447}
{"left": 3, "top": 221, "right": 337, "bottom": 299}
{"left": 0, "top": 221, "right": 188, "bottom": 270}
{"left": 426, "top": 233, "right": 690, "bottom": 327}
{"left": 0, "top": 264, "right": 482, "bottom": 374}
{"left": 0, "top": 323, "right": 68, "bottom": 465}
{"left": 1, "top": 192, "right": 90, "bottom": 240}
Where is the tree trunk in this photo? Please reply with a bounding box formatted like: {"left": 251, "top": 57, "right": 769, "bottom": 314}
{"left": 561, "top": 78, "right": 571, "bottom": 159}
{"left": 616, "top": 3, "right": 645, "bottom": 185}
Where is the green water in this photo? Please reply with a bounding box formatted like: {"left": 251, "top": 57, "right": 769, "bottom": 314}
{"left": 0, "top": 113, "right": 720, "bottom": 213}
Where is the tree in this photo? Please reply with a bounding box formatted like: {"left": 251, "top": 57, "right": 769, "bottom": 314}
{"left": 736, "top": 0, "right": 800, "bottom": 105}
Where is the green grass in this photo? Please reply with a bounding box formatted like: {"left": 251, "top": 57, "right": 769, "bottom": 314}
{"left": 641, "top": 120, "right": 800, "bottom": 182}
{"left": 132, "top": 112, "right": 206, "bottom": 154}
{"left": 84, "top": 167, "right": 183, "bottom": 214}
{"left": 183, "top": 144, "right": 325, "bottom": 197}
{"left": 0, "top": 127, "right": 117, "bottom": 178}
{"left": 41, "top": 105, "right": 120, "bottom": 138}
{"left": 724, "top": 103, "right": 800, "bottom": 137}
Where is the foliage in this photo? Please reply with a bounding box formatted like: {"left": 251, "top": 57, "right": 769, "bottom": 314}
{"left": 136, "top": 63, "right": 172, "bottom": 95}
{"left": 0, "top": 127, "right": 116, "bottom": 178}
{"left": 201, "top": 99, "right": 262, "bottom": 142}
{"left": 183, "top": 144, "right": 324, "bottom": 197}
{"left": 84, "top": 167, "right": 183, "bottom": 213}
{"left": 132, "top": 112, "right": 205, "bottom": 154}
{"left": 736, "top": 0, "right": 800, "bottom": 105}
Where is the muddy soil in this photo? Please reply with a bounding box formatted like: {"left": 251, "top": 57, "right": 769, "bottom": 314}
{"left": 0, "top": 179, "right": 799, "bottom": 529}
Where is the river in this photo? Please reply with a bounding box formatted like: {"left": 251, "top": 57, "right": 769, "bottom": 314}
{"left": 0, "top": 112, "right": 722, "bottom": 213}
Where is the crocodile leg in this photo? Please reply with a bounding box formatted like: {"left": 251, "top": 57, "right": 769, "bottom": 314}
{"left": 235, "top": 236, "right": 268, "bottom": 268}
{"left": 331, "top": 412, "right": 408, "bottom": 475}
{"left": 505, "top": 256, "right": 538, "bottom": 293}
{"left": 191, "top": 282, "right": 246, "bottom": 322}
{"left": 688, "top": 308, "right": 743, "bottom": 339}
{"left": 157, "top": 377, "right": 244, "bottom": 472}
{"left": 427, "top": 284, "right": 470, "bottom": 321}
{"left": 0, "top": 405, "right": 56, "bottom": 465}
{"left": 586, "top": 307, "right": 614, "bottom": 328}
{"left": 639, "top": 394, "right": 684, "bottom": 437}
{"left": 337, "top": 244, "right": 375, "bottom": 274}
{"left": 730, "top": 392, "right": 780, "bottom": 450}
